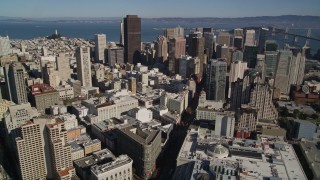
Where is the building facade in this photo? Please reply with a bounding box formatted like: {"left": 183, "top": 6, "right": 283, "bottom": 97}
{"left": 76, "top": 46, "right": 92, "bottom": 87}
{"left": 16, "top": 121, "right": 46, "bottom": 180}
{"left": 206, "top": 59, "right": 227, "bottom": 101}
{"left": 124, "top": 15, "right": 141, "bottom": 64}
{"left": 94, "top": 34, "right": 107, "bottom": 63}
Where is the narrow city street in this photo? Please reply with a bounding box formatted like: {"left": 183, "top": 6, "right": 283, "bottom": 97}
{"left": 153, "top": 125, "right": 188, "bottom": 180}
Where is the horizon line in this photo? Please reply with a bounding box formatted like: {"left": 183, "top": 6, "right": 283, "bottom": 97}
{"left": 0, "top": 14, "right": 319, "bottom": 19}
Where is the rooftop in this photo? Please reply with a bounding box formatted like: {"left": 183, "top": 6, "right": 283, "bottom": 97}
{"left": 91, "top": 155, "right": 132, "bottom": 175}
{"left": 175, "top": 128, "right": 307, "bottom": 180}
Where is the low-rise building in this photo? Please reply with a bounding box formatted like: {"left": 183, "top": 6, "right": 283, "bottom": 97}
{"left": 82, "top": 96, "right": 138, "bottom": 123}
{"left": 287, "top": 118, "right": 317, "bottom": 140}
{"left": 56, "top": 84, "right": 74, "bottom": 100}
{"left": 91, "top": 155, "right": 133, "bottom": 180}
{"left": 70, "top": 141, "right": 84, "bottom": 161}
{"left": 30, "top": 83, "right": 61, "bottom": 113}
{"left": 173, "top": 128, "right": 307, "bottom": 180}
{"left": 83, "top": 139, "right": 101, "bottom": 156}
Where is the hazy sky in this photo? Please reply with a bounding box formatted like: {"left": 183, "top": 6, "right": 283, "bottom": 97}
{"left": 1, "top": 0, "right": 320, "bottom": 18}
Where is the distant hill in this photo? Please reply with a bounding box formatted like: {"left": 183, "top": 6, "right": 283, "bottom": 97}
{"left": 144, "top": 15, "right": 320, "bottom": 28}
{"left": 0, "top": 15, "right": 319, "bottom": 28}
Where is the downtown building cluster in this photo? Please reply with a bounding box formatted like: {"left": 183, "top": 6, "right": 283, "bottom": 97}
{"left": 0, "top": 14, "right": 319, "bottom": 180}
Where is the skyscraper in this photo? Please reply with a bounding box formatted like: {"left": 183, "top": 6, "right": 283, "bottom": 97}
{"left": 265, "top": 51, "right": 279, "bottom": 78}
{"left": 206, "top": 59, "right": 227, "bottom": 101}
{"left": 56, "top": 53, "right": 71, "bottom": 82}
{"left": 243, "top": 45, "right": 259, "bottom": 68}
{"left": 155, "top": 36, "right": 168, "bottom": 62}
{"left": 228, "top": 61, "right": 248, "bottom": 98}
{"left": 274, "top": 50, "right": 293, "bottom": 94}
{"left": 189, "top": 37, "right": 205, "bottom": 76}
{"left": 16, "top": 120, "right": 46, "bottom": 180}
{"left": 120, "top": 17, "right": 124, "bottom": 45}
{"left": 107, "top": 47, "right": 124, "bottom": 67}
{"left": 124, "top": 15, "right": 141, "bottom": 64}
{"left": 128, "top": 77, "right": 136, "bottom": 95}
{"left": 258, "top": 28, "right": 268, "bottom": 53}
{"left": 164, "top": 26, "right": 184, "bottom": 39}
{"left": 94, "top": 34, "right": 107, "bottom": 63}
{"left": 255, "top": 54, "right": 266, "bottom": 82}
{"left": 233, "top": 36, "right": 243, "bottom": 50}
{"left": 46, "top": 119, "right": 75, "bottom": 179}
{"left": 244, "top": 29, "right": 255, "bottom": 46}
{"left": 168, "top": 37, "right": 186, "bottom": 59}
{"left": 204, "top": 32, "right": 215, "bottom": 59}
{"left": 168, "top": 37, "right": 186, "bottom": 75}
{"left": 289, "top": 48, "right": 306, "bottom": 86}
{"left": 76, "top": 46, "right": 92, "bottom": 87}
{"left": 234, "top": 28, "right": 244, "bottom": 37}
{"left": 7, "top": 62, "right": 28, "bottom": 104}
{"left": 0, "top": 36, "right": 11, "bottom": 56}
{"left": 265, "top": 40, "right": 278, "bottom": 51}
{"left": 217, "top": 32, "right": 231, "bottom": 46}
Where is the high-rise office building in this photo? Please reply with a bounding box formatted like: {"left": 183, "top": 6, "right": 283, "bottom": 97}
{"left": 206, "top": 59, "right": 227, "bottom": 101}
{"left": 164, "top": 26, "right": 184, "bottom": 39}
{"left": 217, "top": 32, "right": 231, "bottom": 46}
{"left": 244, "top": 29, "right": 255, "bottom": 46}
{"left": 255, "top": 54, "right": 266, "bottom": 82}
{"left": 216, "top": 44, "right": 229, "bottom": 60}
{"left": 4, "top": 103, "right": 38, "bottom": 151}
{"left": 187, "top": 31, "right": 202, "bottom": 53}
{"left": 56, "top": 53, "right": 71, "bottom": 82}
{"left": 107, "top": 47, "right": 124, "bottom": 67}
{"left": 231, "top": 69, "right": 278, "bottom": 122}
{"left": 228, "top": 61, "right": 247, "bottom": 98}
{"left": 236, "top": 106, "right": 258, "bottom": 132}
{"left": 94, "top": 34, "right": 107, "bottom": 63}
{"left": 265, "top": 51, "right": 279, "bottom": 78}
{"left": 243, "top": 45, "right": 259, "bottom": 68}
{"left": 179, "top": 56, "right": 200, "bottom": 78}
{"left": 234, "top": 28, "right": 244, "bottom": 37}
{"left": 233, "top": 36, "right": 243, "bottom": 50}
{"left": 274, "top": 50, "right": 293, "bottom": 94}
{"left": 76, "top": 46, "right": 92, "bottom": 87}
{"left": 0, "top": 36, "right": 11, "bottom": 56}
{"left": 16, "top": 120, "right": 46, "bottom": 180}
{"left": 6, "top": 62, "right": 28, "bottom": 104}
{"left": 124, "top": 15, "right": 141, "bottom": 64}
{"left": 248, "top": 80, "right": 278, "bottom": 120}
{"left": 168, "top": 37, "right": 186, "bottom": 59}
{"left": 155, "top": 36, "right": 168, "bottom": 62}
{"left": 46, "top": 119, "right": 75, "bottom": 179}
{"left": 189, "top": 37, "right": 205, "bottom": 76}
{"left": 265, "top": 40, "right": 278, "bottom": 52}
{"left": 204, "top": 32, "right": 215, "bottom": 59}
{"left": 289, "top": 48, "right": 306, "bottom": 86}
{"left": 258, "top": 28, "right": 268, "bottom": 53}
{"left": 128, "top": 77, "right": 136, "bottom": 95}
{"left": 120, "top": 17, "right": 124, "bottom": 45}
{"left": 232, "top": 50, "right": 243, "bottom": 62}
{"left": 229, "top": 61, "right": 248, "bottom": 83}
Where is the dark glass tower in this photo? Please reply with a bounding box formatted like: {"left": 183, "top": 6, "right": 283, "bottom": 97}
{"left": 124, "top": 15, "right": 141, "bottom": 64}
